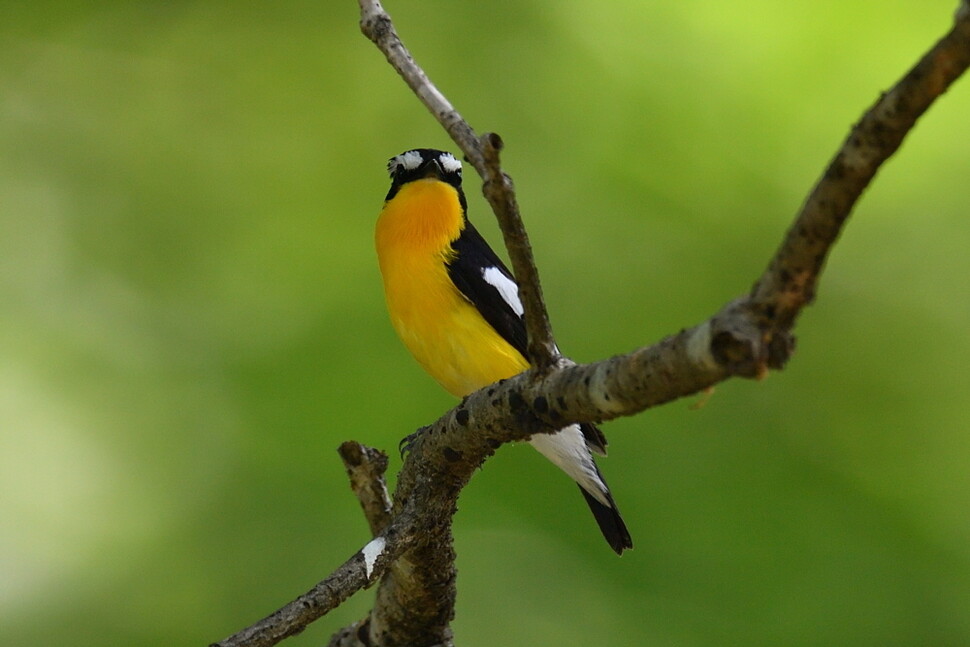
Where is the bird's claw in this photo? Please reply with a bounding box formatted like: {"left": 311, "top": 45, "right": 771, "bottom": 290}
{"left": 399, "top": 426, "right": 430, "bottom": 458}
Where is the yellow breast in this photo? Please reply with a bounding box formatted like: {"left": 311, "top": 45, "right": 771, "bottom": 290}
{"left": 375, "top": 179, "right": 529, "bottom": 397}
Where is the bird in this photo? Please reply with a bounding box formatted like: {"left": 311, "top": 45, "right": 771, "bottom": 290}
{"left": 374, "top": 148, "right": 632, "bottom": 554}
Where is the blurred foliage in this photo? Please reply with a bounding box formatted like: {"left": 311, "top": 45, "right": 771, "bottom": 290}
{"left": 2, "top": 1, "right": 969, "bottom": 645}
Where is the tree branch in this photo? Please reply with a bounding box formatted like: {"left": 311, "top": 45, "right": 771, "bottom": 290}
{"left": 751, "top": 0, "right": 970, "bottom": 334}
{"left": 210, "top": 509, "right": 418, "bottom": 647}
{"left": 212, "top": 2, "right": 970, "bottom": 646}
{"left": 479, "top": 134, "right": 559, "bottom": 366}
{"left": 338, "top": 442, "right": 392, "bottom": 536}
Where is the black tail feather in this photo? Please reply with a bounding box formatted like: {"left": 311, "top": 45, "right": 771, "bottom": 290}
{"left": 578, "top": 486, "right": 633, "bottom": 555}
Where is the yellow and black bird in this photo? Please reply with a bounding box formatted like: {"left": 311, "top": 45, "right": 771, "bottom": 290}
{"left": 375, "top": 148, "right": 632, "bottom": 554}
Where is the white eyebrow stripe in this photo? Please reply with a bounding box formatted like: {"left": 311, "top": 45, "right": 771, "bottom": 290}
{"left": 438, "top": 152, "right": 462, "bottom": 173}
{"left": 395, "top": 150, "right": 424, "bottom": 172}
{"left": 482, "top": 266, "right": 524, "bottom": 317}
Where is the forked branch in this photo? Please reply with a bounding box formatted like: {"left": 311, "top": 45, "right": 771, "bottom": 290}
{"left": 212, "top": 2, "right": 970, "bottom": 646}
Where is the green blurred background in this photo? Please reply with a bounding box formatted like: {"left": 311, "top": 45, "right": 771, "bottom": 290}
{"left": 3, "top": 1, "right": 969, "bottom": 645}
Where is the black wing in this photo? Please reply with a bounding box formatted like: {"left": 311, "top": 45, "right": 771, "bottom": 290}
{"left": 446, "top": 222, "right": 609, "bottom": 455}
{"left": 446, "top": 222, "right": 529, "bottom": 358}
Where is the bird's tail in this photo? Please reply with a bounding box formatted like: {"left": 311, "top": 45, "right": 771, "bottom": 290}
{"left": 578, "top": 477, "right": 632, "bottom": 555}
{"left": 528, "top": 424, "right": 633, "bottom": 554}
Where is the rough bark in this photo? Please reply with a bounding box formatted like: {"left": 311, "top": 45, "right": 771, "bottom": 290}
{"left": 211, "top": 2, "right": 970, "bottom": 646}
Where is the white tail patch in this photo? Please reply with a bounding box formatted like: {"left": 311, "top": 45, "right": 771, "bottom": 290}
{"left": 529, "top": 424, "right": 610, "bottom": 507}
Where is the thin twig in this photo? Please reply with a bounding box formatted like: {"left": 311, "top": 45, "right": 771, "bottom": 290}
{"left": 211, "top": 511, "right": 418, "bottom": 647}
{"left": 338, "top": 442, "right": 392, "bottom": 536}
{"left": 358, "top": 0, "right": 558, "bottom": 368}
{"left": 752, "top": 1, "right": 970, "bottom": 334}
{"left": 357, "top": 0, "right": 480, "bottom": 165}
{"left": 480, "top": 134, "right": 559, "bottom": 366}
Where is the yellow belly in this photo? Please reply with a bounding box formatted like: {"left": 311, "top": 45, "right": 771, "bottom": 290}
{"left": 383, "top": 265, "right": 528, "bottom": 397}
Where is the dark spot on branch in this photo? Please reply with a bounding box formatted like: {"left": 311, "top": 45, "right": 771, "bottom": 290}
{"left": 804, "top": 284, "right": 817, "bottom": 303}
{"left": 443, "top": 447, "right": 463, "bottom": 462}
{"left": 484, "top": 132, "right": 504, "bottom": 151}
{"left": 455, "top": 408, "right": 469, "bottom": 426}
{"left": 710, "top": 330, "right": 759, "bottom": 377}
{"left": 767, "top": 331, "right": 797, "bottom": 369}
{"left": 533, "top": 396, "right": 548, "bottom": 414}
{"left": 826, "top": 158, "right": 847, "bottom": 181}
{"left": 338, "top": 441, "right": 364, "bottom": 467}
{"left": 508, "top": 390, "right": 526, "bottom": 412}
{"left": 356, "top": 618, "right": 371, "bottom": 645}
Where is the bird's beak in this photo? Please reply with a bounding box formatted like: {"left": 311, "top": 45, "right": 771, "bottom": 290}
{"left": 420, "top": 159, "right": 443, "bottom": 179}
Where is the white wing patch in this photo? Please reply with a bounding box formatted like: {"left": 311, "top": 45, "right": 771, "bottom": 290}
{"left": 438, "top": 152, "right": 462, "bottom": 173}
{"left": 482, "top": 266, "right": 524, "bottom": 317}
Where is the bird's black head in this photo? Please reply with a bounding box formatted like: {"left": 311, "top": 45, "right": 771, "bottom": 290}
{"left": 385, "top": 148, "right": 463, "bottom": 201}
